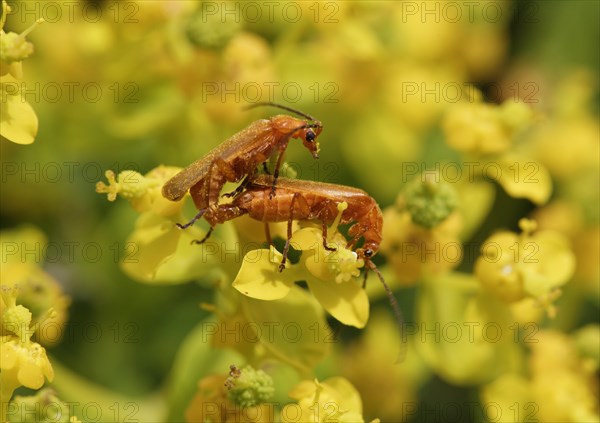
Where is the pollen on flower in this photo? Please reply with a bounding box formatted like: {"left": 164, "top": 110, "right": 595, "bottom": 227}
{"left": 95, "top": 170, "right": 151, "bottom": 202}
{"left": 2, "top": 304, "right": 32, "bottom": 340}
{"left": 327, "top": 247, "right": 363, "bottom": 284}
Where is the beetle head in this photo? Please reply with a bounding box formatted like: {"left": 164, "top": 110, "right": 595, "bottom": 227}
{"left": 300, "top": 122, "right": 322, "bottom": 159}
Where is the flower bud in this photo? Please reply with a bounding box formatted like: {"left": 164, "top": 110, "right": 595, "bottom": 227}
{"left": 403, "top": 172, "right": 458, "bottom": 229}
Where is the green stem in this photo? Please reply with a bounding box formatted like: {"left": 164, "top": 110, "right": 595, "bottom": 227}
{"left": 0, "top": 0, "right": 8, "bottom": 30}
{"left": 49, "top": 358, "right": 166, "bottom": 422}
{"left": 0, "top": 379, "right": 17, "bottom": 422}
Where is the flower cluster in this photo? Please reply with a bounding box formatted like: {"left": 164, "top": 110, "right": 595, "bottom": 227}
{"left": 475, "top": 218, "right": 575, "bottom": 317}
{"left": 0, "top": 0, "right": 42, "bottom": 145}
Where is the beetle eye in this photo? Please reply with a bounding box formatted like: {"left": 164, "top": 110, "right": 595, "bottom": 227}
{"left": 306, "top": 130, "right": 316, "bottom": 143}
{"left": 364, "top": 249, "right": 374, "bottom": 258}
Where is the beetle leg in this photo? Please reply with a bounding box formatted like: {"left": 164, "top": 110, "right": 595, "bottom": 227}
{"left": 346, "top": 225, "right": 366, "bottom": 250}
{"left": 176, "top": 208, "right": 207, "bottom": 229}
{"left": 264, "top": 223, "right": 273, "bottom": 247}
{"left": 278, "top": 193, "right": 311, "bottom": 271}
{"left": 321, "top": 221, "right": 337, "bottom": 252}
{"left": 313, "top": 199, "right": 339, "bottom": 252}
{"left": 190, "top": 204, "right": 247, "bottom": 245}
{"left": 271, "top": 142, "right": 289, "bottom": 199}
{"left": 279, "top": 192, "right": 298, "bottom": 272}
{"left": 362, "top": 267, "right": 370, "bottom": 288}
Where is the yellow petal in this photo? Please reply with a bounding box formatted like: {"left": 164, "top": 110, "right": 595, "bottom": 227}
{"left": 232, "top": 247, "right": 295, "bottom": 300}
{"left": 0, "top": 92, "right": 38, "bottom": 144}
{"left": 322, "top": 377, "right": 363, "bottom": 414}
{"left": 17, "top": 359, "right": 45, "bottom": 389}
{"left": 289, "top": 227, "right": 322, "bottom": 251}
{"left": 521, "top": 230, "right": 576, "bottom": 296}
{"left": 0, "top": 342, "right": 18, "bottom": 369}
{"left": 457, "top": 180, "right": 495, "bottom": 240}
{"left": 120, "top": 213, "right": 181, "bottom": 282}
{"left": 494, "top": 155, "right": 552, "bottom": 205}
{"left": 305, "top": 275, "right": 369, "bottom": 328}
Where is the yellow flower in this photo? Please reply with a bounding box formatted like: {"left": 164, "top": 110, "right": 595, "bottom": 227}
{"left": 442, "top": 93, "right": 533, "bottom": 155}
{"left": 533, "top": 202, "right": 599, "bottom": 296}
{"left": 0, "top": 335, "right": 54, "bottom": 390}
{"left": 0, "top": 226, "right": 70, "bottom": 345}
{"left": 281, "top": 377, "right": 375, "bottom": 423}
{"left": 483, "top": 330, "right": 600, "bottom": 423}
{"left": 474, "top": 219, "right": 576, "bottom": 316}
{"left": 0, "top": 1, "right": 43, "bottom": 145}
{"left": 232, "top": 204, "right": 369, "bottom": 328}
{"left": 96, "top": 166, "right": 184, "bottom": 216}
{"left": 118, "top": 209, "right": 235, "bottom": 284}
{"left": 0, "top": 0, "right": 44, "bottom": 70}
{"left": 97, "top": 166, "right": 233, "bottom": 284}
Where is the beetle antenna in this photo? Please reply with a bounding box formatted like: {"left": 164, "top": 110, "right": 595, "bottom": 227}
{"left": 245, "top": 102, "right": 318, "bottom": 122}
{"left": 369, "top": 262, "right": 407, "bottom": 363}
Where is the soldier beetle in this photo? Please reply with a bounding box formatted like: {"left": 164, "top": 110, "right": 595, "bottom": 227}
{"left": 197, "top": 175, "right": 403, "bottom": 338}
{"left": 161, "top": 103, "right": 323, "bottom": 229}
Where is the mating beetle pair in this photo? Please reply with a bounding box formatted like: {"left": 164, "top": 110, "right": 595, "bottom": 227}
{"left": 162, "top": 103, "right": 383, "bottom": 270}
{"left": 161, "top": 103, "right": 399, "bottom": 321}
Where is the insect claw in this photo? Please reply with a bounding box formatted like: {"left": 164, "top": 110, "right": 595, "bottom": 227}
{"left": 278, "top": 256, "right": 287, "bottom": 272}
{"left": 190, "top": 227, "right": 215, "bottom": 245}
{"left": 221, "top": 190, "right": 237, "bottom": 198}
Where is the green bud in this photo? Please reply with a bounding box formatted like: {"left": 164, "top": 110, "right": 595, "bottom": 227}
{"left": 574, "top": 324, "right": 600, "bottom": 369}
{"left": 403, "top": 173, "right": 458, "bottom": 229}
{"left": 226, "top": 365, "right": 274, "bottom": 408}
{"left": 185, "top": 4, "right": 241, "bottom": 49}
